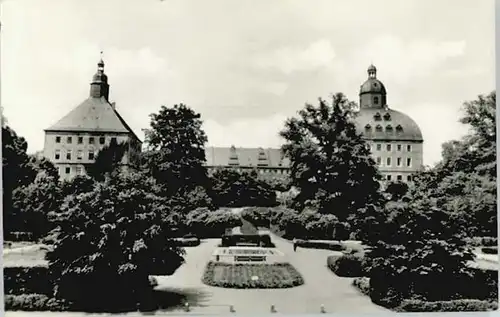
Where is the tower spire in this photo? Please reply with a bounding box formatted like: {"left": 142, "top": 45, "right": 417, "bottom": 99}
{"left": 89, "top": 53, "right": 110, "bottom": 100}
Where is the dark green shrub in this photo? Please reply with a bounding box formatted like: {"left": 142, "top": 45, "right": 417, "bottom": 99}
{"left": 481, "top": 247, "right": 498, "bottom": 254}
{"left": 5, "top": 232, "right": 34, "bottom": 242}
{"left": 481, "top": 237, "right": 498, "bottom": 247}
{"left": 3, "top": 266, "right": 53, "bottom": 295}
{"left": 4, "top": 294, "right": 67, "bottom": 311}
{"left": 352, "top": 277, "right": 370, "bottom": 296}
{"left": 327, "top": 255, "right": 364, "bottom": 277}
{"left": 396, "top": 299, "right": 498, "bottom": 312}
{"left": 297, "top": 240, "right": 342, "bottom": 251}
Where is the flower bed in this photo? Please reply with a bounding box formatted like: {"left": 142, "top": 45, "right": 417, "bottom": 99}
{"left": 202, "top": 261, "right": 304, "bottom": 288}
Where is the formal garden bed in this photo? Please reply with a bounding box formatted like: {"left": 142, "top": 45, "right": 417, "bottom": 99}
{"left": 202, "top": 261, "right": 304, "bottom": 288}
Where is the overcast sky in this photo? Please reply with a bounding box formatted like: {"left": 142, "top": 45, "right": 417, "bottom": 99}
{"left": 1, "top": 0, "right": 495, "bottom": 166}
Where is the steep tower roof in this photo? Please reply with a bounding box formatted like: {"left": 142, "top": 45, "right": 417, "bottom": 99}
{"left": 45, "top": 58, "right": 141, "bottom": 142}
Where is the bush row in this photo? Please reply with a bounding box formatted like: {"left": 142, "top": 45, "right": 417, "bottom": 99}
{"left": 221, "top": 234, "right": 275, "bottom": 248}
{"left": 173, "top": 237, "right": 200, "bottom": 247}
{"left": 481, "top": 246, "right": 498, "bottom": 254}
{"left": 296, "top": 240, "right": 343, "bottom": 251}
{"left": 5, "top": 294, "right": 68, "bottom": 311}
{"left": 184, "top": 207, "right": 242, "bottom": 238}
{"left": 352, "top": 277, "right": 370, "bottom": 296}
{"left": 4, "top": 266, "right": 53, "bottom": 296}
{"left": 201, "top": 261, "right": 304, "bottom": 289}
{"left": 326, "top": 255, "right": 369, "bottom": 277}
{"left": 4, "top": 231, "right": 35, "bottom": 242}
{"left": 241, "top": 207, "right": 350, "bottom": 240}
{"left": 465, "top": 236, "right": 498, "bottom": 247}
{"left": 396, "top": 299, "right": 498, "bottom": 312}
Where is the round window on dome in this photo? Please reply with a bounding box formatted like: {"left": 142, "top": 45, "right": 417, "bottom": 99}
{"left": 383, "top": 113, "right": 391, "bottom": 121}
{"left": 386, "top": 125, "right": 393, "bottom": 133}
{"left": 365, "top": 124, "right": 372, "bottom": 132}
{"left": 396, "top": 125, "right": 403, "bottom": 133}
{"left": 374, "top": 113, "right": 382, "bottom": 121}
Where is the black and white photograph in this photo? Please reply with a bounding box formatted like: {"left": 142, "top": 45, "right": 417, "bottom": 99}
{"left": 1, "top": 0, "right": 497, "bottom": 314}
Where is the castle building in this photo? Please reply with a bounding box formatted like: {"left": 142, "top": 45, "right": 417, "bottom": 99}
{"left": 205, "top": 65, "right": 423, "bottom": 183}
{"left": 354, "top": 65, "right": 424, "bottom": 182}
{"left": 43, "top": 59, "right": 142, "bottom": 181}
{"left": 204, "top": 146, "right": 291, "bottom": 180}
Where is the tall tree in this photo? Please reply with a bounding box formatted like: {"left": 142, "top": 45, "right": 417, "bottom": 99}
{"left": 280, "top": 93, "right": 384, "bottom": 221}
{"left": 2, "top": 126, "right": 38, "bottom": 234}
{"left": 142, "top": 104, "right": 210, "bottom": 198}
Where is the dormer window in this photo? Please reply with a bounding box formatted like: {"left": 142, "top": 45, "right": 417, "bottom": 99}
{"left": 364, "top": 124, "right": 372, "bottom": 132}
{"left": 396, "top": 125, "right": 403, "bottom": 132}
{"left": 386, "top": 125, "right": 393, "bottom": 133}
{"left": 383, "top": 113, "right": 391, "bottom": 121}
{"left": 374, "top": 96, "right": 379, "bottom": 104}
{"left": 228, "top": 145, "right": 239, "bottom": 166}
{"left": 257, "top": 148, "right": 269, "bottom": 166}
{"left": 374, "top": 113, "right": 382, "bottom": 121}
{"left": 375, "top": 124, "right": 383, "bottom": 132}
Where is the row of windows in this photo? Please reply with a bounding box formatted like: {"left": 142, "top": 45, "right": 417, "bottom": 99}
{"left": 55, "top": 135, "right": 116, "bottom": 145}
{"left": 60, "top": 165, "right": 85, "bottom": 175}
{"left": 365, "top": 124, "right": 403, "bottom": 133}
{"left": 55, "top": 149, "right": 96, "bottom": 160}
{"left": 376, "top": 157, "right": 412, "bottom": 167}
{"left": 371, "top": 143, "right": 412, "bottom": 152}
{"left": 386, "top": 174, "right": 412, "bottom": 182}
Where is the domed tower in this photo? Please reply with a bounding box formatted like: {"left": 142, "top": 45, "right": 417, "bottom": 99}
{"left": 355, "top": 64, "right": 424, "bottom": 183}
{"left": 359, "top": 64, "right": 387, "bottom": 109}
{"left": 89, "top": 58, "right": 110, "bottom": 100}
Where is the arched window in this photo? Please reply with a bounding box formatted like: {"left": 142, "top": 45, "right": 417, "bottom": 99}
{"left": 374, "top": 112, "right": 382, "bottom": 121}
{"left": 386, "top": 125, "right": 393, "bottom": 133}
{"left": 383, "top": 112, "right": 391, "bottom": 121}
{"left": 365, "top": 124, "right": 372, "bottom": 132}
{"left": 375, "top": 124, "right": 383, "bottom": 132}
{"left": 396, "top": 125, "right": 403, "bottom": 133}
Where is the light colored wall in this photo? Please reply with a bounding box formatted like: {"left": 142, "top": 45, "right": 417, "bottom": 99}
{"left": 43, "top": 130, "right": 140, "bottom": 181}
{"left": 367, "top": 139, "right": 424, "bottom": 182}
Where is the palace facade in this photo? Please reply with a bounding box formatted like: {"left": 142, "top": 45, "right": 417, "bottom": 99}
{"left": 43, "top": 59, "right": 142, "bottom": 181}
{"left": 204, "top": 65, "right": 424, "bottom": 182}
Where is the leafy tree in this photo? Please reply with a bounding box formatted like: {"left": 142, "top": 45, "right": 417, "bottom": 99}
{"left": 142, "top": 104, "right": 210, "bottom": 198}
{"left": 385, "top": 181, "right": 409, "bottom": 201}
{"left": 280, "top": 93, "right": 384, "bottom": 221}
{"left": 86, "top": 138, "right": 129, "bottom": 182}
{"left": 2, "top": 126, "right": 38, "bottom": 235}
{"left": 11, "top": 174, "right": 62, "bottom": 240}
{"left": 46, "top": 172, "right": 184, "bottom": 312}
{"left": 211, "top": 168, "right": 277, "bottom": 207}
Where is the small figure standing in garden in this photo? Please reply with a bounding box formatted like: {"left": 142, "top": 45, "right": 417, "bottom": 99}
{"left": 293, "top": 238, "right": 298, "bottom": 252}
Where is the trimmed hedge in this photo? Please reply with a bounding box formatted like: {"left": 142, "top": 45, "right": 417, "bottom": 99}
{"left": 4, "top": 232, "right": 35, "bottom": 242}
{"left": 5, "top": 294, "right": 68, "bottom": 311}
{"left": 465, "top": 236, "right": 498, "bottom": 247}
{"left": 202, "top": 261, "right": 304, "bottom": 288}
{"left": 174, "top": 237, "right": 200, "bottom": 247}
{"left": 352, "top": 277, "right": 370, "bottom": 296}
{"left": 4, "top": 266, "right": 53, "bottom": 295}
{"left": 327, "top": 255, "right": 365, "bottom": 277}
{"left": 297, "top": 240, "right": 343, "bottom": 251}
{"left": 396, "top": 299, "right": 498, "bottom": 312}
{"left": 481, "top": 246, "right": 498, "bottom": 254}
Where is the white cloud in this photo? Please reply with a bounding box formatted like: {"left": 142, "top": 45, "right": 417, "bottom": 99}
{"left": 203, "top": 114, "right": 288, "bottom": 148}
{"left": 254, "top": 39, "right": 336, "bottom": 74}
{"left": 261, "top": 82, "right": 289, "bottom": 96}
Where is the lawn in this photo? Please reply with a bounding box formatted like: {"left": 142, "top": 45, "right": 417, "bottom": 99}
{"left": 3, "top": 244, "right": 49, "bottom": 268}
{"left": 202, "top": 261, "right": 304, "bottom": 288}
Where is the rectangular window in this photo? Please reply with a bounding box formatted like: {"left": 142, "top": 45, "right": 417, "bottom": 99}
{"left": 55, "top": 136, "right": 61, "bottom": 143}
{"left": 55, "top": 150, "right": 60, "bottom": 160}
{"left": 111, "top": 137, "right": 117, "bottom": 143}
{"left": 89, "top": 137, "right": 95, "bottom": 144}
{"left": 386, "top": 175, "right": 392, "bottom": 181}
{"left": 65, "top": 167, "right": 70, "bottom": 174}
{"left": 67, "top": 136, "right": 72, "bottom": 144}
{"left": 386, "top": 157, "right": 392, "bottom": 166}
{"left": 88, "top": 151, "right": 95, "bottom": 160}
{"left": 407, "top": 175, "right": 412, "bottom": 181}
{"left": 406, "top": 158, "right": 412, "bottom": 167}
{"left": 376, "top": 144, "right": 382, "bottom": 151}
{"left": 78, "top": 137, "right": 83, "bottom": 144}
{"left": 397, "top": 175, "right": 402, "bottom": 181}
{"left": 77, "top": 150, "right": 83, "bottom": 160}
{"left": 76, "top": 166, "right": 83, "bottom": 175}
{"left": 407, "top": 144, "right": 412, "bottom": 152}
{"left": 397, "top": 144, "right": 402, "bottom": 151}
{"left": 99, "top": 136, "right": 105, "bottom": 145}
{"left": 386, "top": 144, "right": 392, "bottom": 152}
{"left": 376, "top": 157, "right": 382, "bottom": 165}
{"left": 66, "top": 150, "right": 72, "bottom": 160}
{"left": 397, "top": 157, "right": 402, "bottom": 167}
